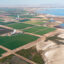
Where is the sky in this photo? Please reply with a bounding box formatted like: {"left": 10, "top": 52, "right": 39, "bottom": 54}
{"left": 0, "top": 0, "right": 64, "bottom": 7}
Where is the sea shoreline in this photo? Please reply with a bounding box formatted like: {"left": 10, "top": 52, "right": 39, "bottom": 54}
{"left": 36, "top": 8, "right": 64, "bottom": 17}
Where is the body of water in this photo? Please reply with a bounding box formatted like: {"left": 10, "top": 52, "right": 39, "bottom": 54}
{"left": 36, "top": 8, "right": 64, "bottom": 16}
{"left": 60, "top": 23, "right": 64, "bottom": 27}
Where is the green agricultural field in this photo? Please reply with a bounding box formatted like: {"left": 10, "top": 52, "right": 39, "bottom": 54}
{"left": 16, "top": 47, "right": 45, "bottom": 64}
{"left": 7, "top": 23, "right": 33, "bottom": 29}
{"left": 0, "top": 34, "right": 39, "bottom": 50}
{"left": 35, "top": 28, "right": 56, "bottom": 35}
{"left": 20, "top": 15, "right": 37, "bottom": 18}
{"left": 19, "top": 19, "right": 30, "bottom": 22}
{"left": 24, "top": 26, "right": 48, "bottom": 33}
{"left": 0, "top": 48, "right": 7, "bottom": 57}
{"left": 34, "top": 22, "right": 46, "bottom": 25}
{"left": 0, "top": 19, "right": 4, "bottom": 21}
{"left": 25, "top": 21, "right": 46, "bottom": 25}
{"left": 7, "top": 15, "right": 17, "bottom": 17}
{"left": 0, "top": 54, "right": 30, "bottom": 64}
{"left": 0, "top": 22, "right": 16, "bottom": 25}
{"left": 24, "top": 26, "right": 56, "bottom": 35}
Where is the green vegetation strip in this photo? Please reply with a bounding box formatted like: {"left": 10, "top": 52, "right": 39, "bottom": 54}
{"left": 0, "top": 48, "right": 6, "bottom": 57}
{"left": 0, "top": 34, "right": 39, "bottom": 50}
{"left": 7, "top": 23, "right": 34, "bottom": 29}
